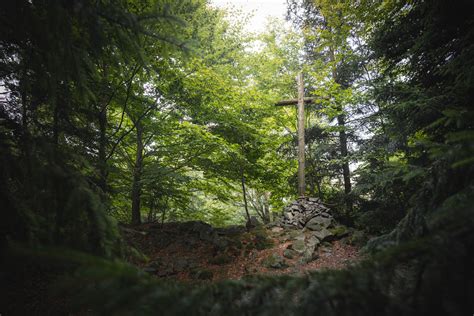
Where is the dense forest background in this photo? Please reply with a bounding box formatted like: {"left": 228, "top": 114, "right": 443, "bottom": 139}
{"left": 1, "top": 0, "right": 473, "bottom": 315}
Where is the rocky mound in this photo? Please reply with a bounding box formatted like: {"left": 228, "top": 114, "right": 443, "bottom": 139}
{"left": 269, "top": 197, "right": 354, "bottom": 264}
{"left": 281, "top": 197, "right": 333, "bottom": 229}
{"left": 122, "top": 215, "right": 362, "bottom": 282}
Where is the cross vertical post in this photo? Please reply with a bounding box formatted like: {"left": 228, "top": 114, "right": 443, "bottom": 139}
{"left": 297, "top": 72, "right": 305, "bottom": 197}
{"left": 275, "top": 72, "right": 318, "bottom": 197}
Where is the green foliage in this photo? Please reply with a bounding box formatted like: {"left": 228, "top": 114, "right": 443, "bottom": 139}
{"left": 355, "top": 0, "right": 474, "bottom": 240}
{"left": 0, "top": 0, "right": 208, "bottom": 251}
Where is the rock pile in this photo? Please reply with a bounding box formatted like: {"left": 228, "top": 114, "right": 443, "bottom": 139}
{"left": 281, "top": 197, "right": 334, "bottom": 229}
{"left": 263, "top": 197, "right": 349, "bottom": 265}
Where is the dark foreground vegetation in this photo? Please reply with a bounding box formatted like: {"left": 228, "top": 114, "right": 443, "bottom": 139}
{"left": 1, "top": 0, "right": 473, "bottom": 315}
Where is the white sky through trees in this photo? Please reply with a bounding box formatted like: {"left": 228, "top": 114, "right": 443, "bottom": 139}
{"left": 210, "top": 0, "right": 288, "bottom": 32}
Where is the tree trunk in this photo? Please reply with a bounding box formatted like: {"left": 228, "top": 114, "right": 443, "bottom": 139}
{"left": 53, "top": 101, "right": 59, "bottom": 147}
{"left": 329, "top": 47, "right": 352, "bottom": 214}
{"left": 20, "top": 65, "right": 32, "bottom": 178}
{"left": 263, "top": 191, "right": 271, "bottom": 223}
{"left": 338, "top": 113, "right": 352, "bottom": 214}
{"left": 316, "top": 178, "right": 323, "bottom": 200}
{"left": 297, "top": 72, "right": 306, "bottom": 197}
{"left": 240, "top": 167, "right": 251, "bottom": 223}
{"left": 98, "top": 108, "right": 108, "bottom": 193}
{"left": 147, "top": 197, "right": 155, "bottom": 222}
{"left": 131, "top": 122, "right": 143, "bottom": 225}
{"left": 309, "top": 171, "right": 316, "bottom": 196}
{"left": 98, "top": 63, "right": 110, "bottom": 194}
{"left": 161, "top": 200, "right": 167, "bottom": 228}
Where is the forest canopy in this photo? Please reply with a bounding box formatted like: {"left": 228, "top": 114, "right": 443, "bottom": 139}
{"left": 1, "top": 0, "right": 473, "bottom": 315}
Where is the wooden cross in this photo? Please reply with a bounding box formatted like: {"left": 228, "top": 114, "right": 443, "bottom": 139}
{"left": 275, "top": 72, "right": 317, "bottom": 197}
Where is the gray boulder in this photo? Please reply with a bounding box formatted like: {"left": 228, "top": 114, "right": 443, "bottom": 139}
{"left": 312, "top": 227, "right": 333, "bottom": 241}
{"left": 300, "top": 250, "right": 319, "bottom": 264}
{"left": 306, "top": 216, "right": 332, "bottom": 230}
{"left": 305, "top": 235, "right": 320, "bottom": 250}
{"left": 289, "top": 240, "right": 306, "bottom": 254}
{"left": 283, "top": 249, "right": 297, "bottom": 259}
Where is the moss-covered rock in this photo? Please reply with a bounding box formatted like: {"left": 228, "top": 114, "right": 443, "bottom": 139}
{"left": 312, "top": 227, "right": 333, "bottom": 241}
{"left": 283, "top": 249, "right": 297, "bottom": 259}
{"left": 289, "top": 240, "right": 306, "bottom": 254}
{"left": 299, "top": 250, "right": 318, "bottom": 264}
{"left": 330, "top": 225, "right": 350, "bottom": 239}
{"left": 261, "top": 253, "right": 289, "bottom": 269}
{"left": 253, "top": 228, "right": 274, "bottom": 250}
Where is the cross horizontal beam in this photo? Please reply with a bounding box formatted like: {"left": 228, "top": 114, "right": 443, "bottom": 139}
{"left": 275, "top": 97, "right": 316, "bottom": 106}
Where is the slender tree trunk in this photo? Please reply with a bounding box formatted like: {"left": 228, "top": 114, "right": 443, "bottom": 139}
{"left": 297, "top": 72, "right": 306, "bottom": 197}
{"left": 307, "top": 143, "right": 316, "bottom": 197}
{"left": 98, "top": 64, "right": 109, "bottom": 193}
{"left": 309, "top": 172, "right": 316, "bottom": 196}
{"left": 53, "top": 102, "right": 59, "bottom": 147}
{"left": 98, "top": 108, "right": 108, "bottom": 193}
{"left": 52, "top": 92, "right": 63, "bottom": 243}
{"left": 20, "top": 65, "right": 32, "bottom": 178}
{"left": 161, "top": 199, "right": 167, "bottom": 228}
{"left": 148, "top": 197, "right": 155, "bottom": 222}
{"left": 338, "top": 113, "right": 352, "bottom": 213}
{"left": 263, "top": 191, "right": 271, "bottom": 223}
{"left": 131, "top": 122, "right": 143, "bottom": 225}
{"left": 329, "top": 47, "right": 352, "bottom": 214}
{"left": 316, "top": 178, "right": 323, "bottom": 200}
{"left": 240, "top": 167, "right": 251, "bottom": 223}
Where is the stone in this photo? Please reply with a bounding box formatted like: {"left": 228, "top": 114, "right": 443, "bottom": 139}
{"left": 289, "top": 239, "right": 306, "bottom": 254}
{"left": 306, "top": 216, "right": 332, "bottom": 230}
{"left": 281, "top": 197, "right": 334, "bottom": 229}
{"left": 312, "top": 227, "right": 333, "bottom": 241}
{"left": 330, "top": 225, "right": 350, "bottom": 239}
{"left": 293, "top": 232, "right": 306, "bottom": 241}
{"left": 300, "top": 250, "right": 319, "bottom": 264}
{"left": 306, "top": 235, "right": 320, "bottom": 250}
{"left": 283, "top": 249, "right": 297, "bottom": 259}
{"left": 288, "top": 230, "right": 304, "bottom": 240}
{"left": 262, "top": 253, "right": 289, "bottom": 269}
{"left": 285, "top": 212, "right": 294, "bottom": 221}
{"left": 271, "top": 227, "right": 284, "bottom": 233}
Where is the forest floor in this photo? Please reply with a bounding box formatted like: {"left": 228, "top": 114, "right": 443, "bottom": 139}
{"left": 122, "top": 221, "right": 362, "bottom": 282}
{"left": 4, "top": 221, "right": 363, "bottom": 315}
